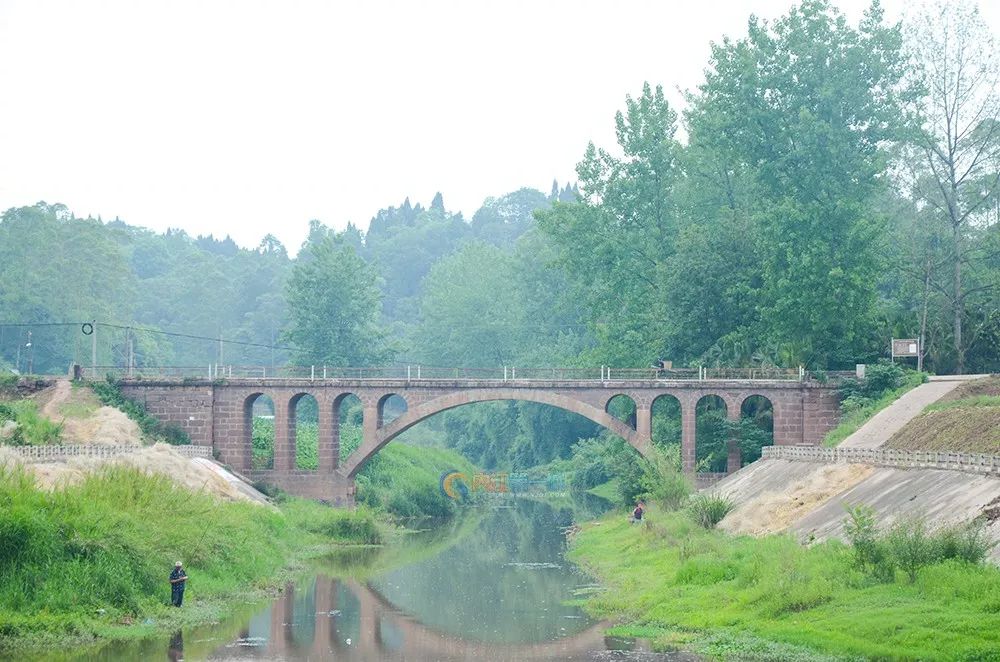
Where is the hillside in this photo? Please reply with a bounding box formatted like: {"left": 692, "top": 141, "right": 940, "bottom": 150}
{"left": 885, "top": 376, "right": 1000, "bottom": 453}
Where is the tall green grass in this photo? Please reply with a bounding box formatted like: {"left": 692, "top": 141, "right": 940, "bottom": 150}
{"left": 0, "top": 462, "right": 381, "bottom": 650}
{"left": 569, "top": 510, "right": 1000, "bottom": 660}
{"left": 0, "top": 400, "right": 62, "bottom": 445}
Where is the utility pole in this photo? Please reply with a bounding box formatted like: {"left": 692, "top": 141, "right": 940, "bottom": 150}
{"left": 91, "top": 320, "right": 97, "bottom": 379}
{"left": 25, "top": 331, "right": 32, "bottom": 375}
{"left": 218, "top": 329, "right": 224, "bottom": 371}
{"left": 127, "top": 327, "right": 135, "bottom": 378}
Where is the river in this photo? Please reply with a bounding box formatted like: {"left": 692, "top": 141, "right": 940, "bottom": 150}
{"left": 63, "top": 496, "right": 697, "bottom": 661}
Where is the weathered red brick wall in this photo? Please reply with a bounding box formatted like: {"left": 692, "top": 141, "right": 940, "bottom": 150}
{"left": 249, "top": 470, "right": 355, "bottom": 507}
{"left": 802, "top": 387, "right": 842, "bottom": 445}
{"left": 118, "top": 383, "right": 214, "bottom": 446}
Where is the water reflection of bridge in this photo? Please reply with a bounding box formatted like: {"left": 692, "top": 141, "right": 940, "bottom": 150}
{"left": 209, "top": 577, "right": 609, "bottom": 661}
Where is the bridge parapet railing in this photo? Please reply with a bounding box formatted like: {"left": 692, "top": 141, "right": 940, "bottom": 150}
{"left": 91, "top": 364, "right": 834, "bottom": 383}
{"left": 761, "top": 445, "right": 1000, "bottom": 477}
{"left": 5, "top": 444, "right": 213, "bottom": 461}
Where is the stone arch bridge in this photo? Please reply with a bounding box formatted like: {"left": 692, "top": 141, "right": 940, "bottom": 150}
{"left": 119, "top": 375, "right": 839, "bottom": 505}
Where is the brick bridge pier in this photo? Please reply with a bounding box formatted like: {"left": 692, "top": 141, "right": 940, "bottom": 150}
{"left": 118, "top": 376, "right": 840, "bottom": 505}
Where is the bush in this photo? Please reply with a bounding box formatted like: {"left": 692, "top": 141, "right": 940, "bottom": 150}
{"left": 283, "top": 501, "right": 381, "bottom": 544}
{"left": 644, "top": 445, "right": 691, "bottom": 511}
{"left": 935, "top": 522, "right": 995, "bottom": 564}
{"left": 885, "top": 517, "right": 937, "bottom": 583}
{"left": 687, "top": 493, "right": 735, "bottom": 529}
{"left": 568, "top": 437, "right": 611, "bottom": 490}
{"left": 843, "top": 504, "right": 894, "bottom": 582}
{"left": 844, "top": 505, "right": 995, "bottom": 584}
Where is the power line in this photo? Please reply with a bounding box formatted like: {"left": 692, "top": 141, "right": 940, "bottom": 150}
{"left": 0, "top": 321, "right": 296, "bottom": 353}
{"left": 94, "top": 322, "right": 298, "bottom": 351}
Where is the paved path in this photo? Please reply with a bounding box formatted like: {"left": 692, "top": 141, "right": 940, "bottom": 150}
{"left": 839, "top": 374, "right": 987, "bottom": 449}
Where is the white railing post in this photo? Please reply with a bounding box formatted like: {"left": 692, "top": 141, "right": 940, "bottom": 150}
{"left": 311, "top": 365, "right": 315, "bottom": 381}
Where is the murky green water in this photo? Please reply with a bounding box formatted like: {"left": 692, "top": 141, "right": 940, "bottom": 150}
{"left": 51, "top": 496, "right": 697, "bottom": 661}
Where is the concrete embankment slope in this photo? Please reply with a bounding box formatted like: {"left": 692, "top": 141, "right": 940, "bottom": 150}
{"left": 838, "top": 375, "right": 985, "bottom": 449}
{"left": 713, "top": 458, "right": 1000, "bottom": 563}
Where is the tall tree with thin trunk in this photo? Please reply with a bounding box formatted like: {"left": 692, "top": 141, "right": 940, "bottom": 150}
{"left": 907, "top": 0, "right": 1000, "bottom": 373}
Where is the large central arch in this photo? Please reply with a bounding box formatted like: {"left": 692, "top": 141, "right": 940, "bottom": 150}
{"left": 339, "top": 389, "right": 652, "bottom": 478}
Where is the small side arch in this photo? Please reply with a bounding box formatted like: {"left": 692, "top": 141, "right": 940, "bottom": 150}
{"left": 605, "top": 393, "right": 638, "bottom": 431}
{"left": 377, "top": 393, "right": 408, "bottom": 427}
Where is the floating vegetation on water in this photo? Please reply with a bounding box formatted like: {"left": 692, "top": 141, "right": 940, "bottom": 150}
{"left": 503, "top": 561, "right": 561, "bottom": 569}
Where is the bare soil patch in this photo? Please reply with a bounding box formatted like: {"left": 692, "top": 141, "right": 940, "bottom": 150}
{"left": 32, "top": 379, "right": 142, "bottom": 444}
{"left": 719, "top": 463, "right": 874, "bottom": 536}
{"left": 936, "top": 375, "right": 1000, "bottom": 403}
{"left": 885, "top": 407, "right": 1000, "bottom": 453}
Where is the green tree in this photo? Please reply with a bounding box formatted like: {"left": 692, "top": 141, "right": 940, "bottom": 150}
{"left": 412, "top": 242, "right": 525, "bottom": 366}
{"left": 537, "top": 83, "right": 683, "bottom": 366}
{"left": 685, "top": 0, "right": 910, "bottom": 367}
{"left": 284, "top": 234, "right": 391, "bottom": 366}
{"left": 904, "top": 0, "right": 1000, "bottom": 373}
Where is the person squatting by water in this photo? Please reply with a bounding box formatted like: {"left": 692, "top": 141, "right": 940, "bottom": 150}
{"left": 169, "top": 561, "right": 188, "bottom": 607}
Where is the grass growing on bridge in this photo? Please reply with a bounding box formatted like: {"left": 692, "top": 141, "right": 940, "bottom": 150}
{"left": 0, "top": 461, "right": 383, "bottom": 653}
{"left": 569, "top": 509, "right": 1000, "bottom": 661}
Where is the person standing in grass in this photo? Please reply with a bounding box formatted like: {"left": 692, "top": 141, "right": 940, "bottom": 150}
{"left": 169, "top": 561, "right": 188, "bottom": 607}
{"left": 631, "top": 502, "right": 644, "bottom": 523}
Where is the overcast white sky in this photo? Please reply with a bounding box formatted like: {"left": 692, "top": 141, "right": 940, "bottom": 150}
{"left": 2, "top": 1, "right": 998, "bottom": 253}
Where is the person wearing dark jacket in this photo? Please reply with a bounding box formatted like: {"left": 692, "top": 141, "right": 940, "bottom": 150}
{"left": 169, "top": 561, "right": 188, "bottom": 607}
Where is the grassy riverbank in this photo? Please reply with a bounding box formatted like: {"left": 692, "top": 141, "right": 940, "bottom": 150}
{"left": 0, "top": 462, "right": 383, "bottom": 654}
{"left": 569, "top": 509, "right": 1000, "bottom": 661}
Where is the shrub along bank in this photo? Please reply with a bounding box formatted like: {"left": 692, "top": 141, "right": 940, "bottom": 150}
{"left": 0, "top": 461, "right": 382, "bottom": 653}
{"left": 569, "top": 507, "right": 1000, "bottom": 661}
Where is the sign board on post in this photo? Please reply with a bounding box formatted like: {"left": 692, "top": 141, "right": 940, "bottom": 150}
{"left": 891, "top": 339, "right": 920, "bottom": 358}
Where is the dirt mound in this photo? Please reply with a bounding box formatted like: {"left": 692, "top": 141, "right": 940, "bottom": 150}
{"left": 886, "top": 407, "right": 1000, "bottom": 453}
{"left": 937, "top": 375, "right": 1000, "bottom": 403}
{"left": 719, "top": 463, "right": 874, "bottom": 536}
{"left": 32, "top": 379, "right": 142, "bottom": 444}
